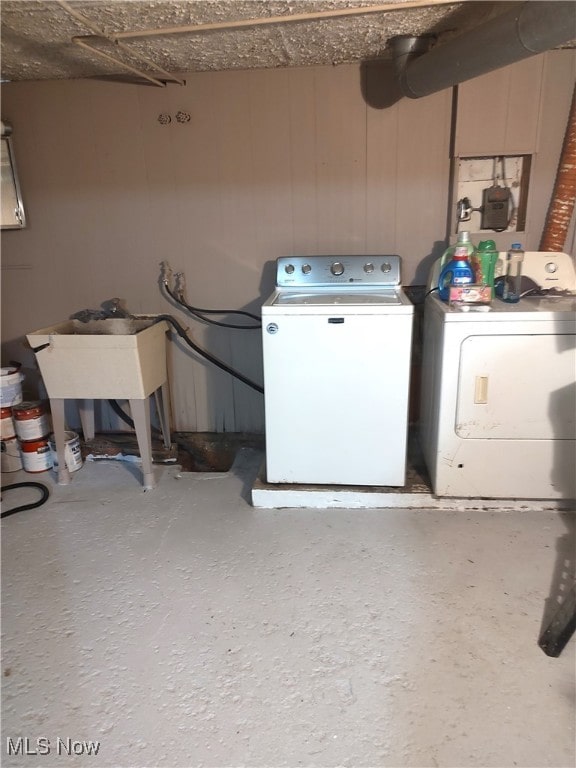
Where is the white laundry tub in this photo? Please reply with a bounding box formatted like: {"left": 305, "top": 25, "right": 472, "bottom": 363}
{"left": 26, "top": 316, "right": 171, "bottom": 489}
{"left": 27, "top": 317, "right": 169, "bottom": 399}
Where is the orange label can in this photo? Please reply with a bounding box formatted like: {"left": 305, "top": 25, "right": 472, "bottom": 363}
{"left": 13, "top": 402, "right": 50, "bottom": 442}
{"left": 20, "top": 437, "right": 53, "bottom": 473}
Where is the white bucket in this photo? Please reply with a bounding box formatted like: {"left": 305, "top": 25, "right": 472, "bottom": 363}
{"left": 1, "top": 437, "right": 23, "bottom": 472}
{"left": 0, "top": 368, "right": 23, "bottom": 407}
{"left": 49, "top": 431, "right": 83, "bottom": 473}
{"left": 0, "top": 407, "right": 16, "bottom": 439}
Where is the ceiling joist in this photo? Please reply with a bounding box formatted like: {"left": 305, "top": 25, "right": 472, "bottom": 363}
{"left": 3, "top": 1, "right": 520, "bottom": 85}
{"left": 113, "top": 0, "right": 458, "bottom": 40}
{"left": 55, "top": 0, "right": 458, "bottom": 87}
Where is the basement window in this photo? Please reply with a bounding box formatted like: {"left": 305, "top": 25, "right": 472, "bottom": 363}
{"left": 1, "top": 127, "right": 26, "bottom": 229}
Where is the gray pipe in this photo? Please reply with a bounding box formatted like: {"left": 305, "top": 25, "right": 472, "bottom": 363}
{"left": 392, "top": 1, "right": 576, "bottom": 99}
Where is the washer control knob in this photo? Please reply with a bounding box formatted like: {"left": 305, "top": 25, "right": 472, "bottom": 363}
{"left": 331, "top": 262, "right": 345, "bottom": 276}
{"left": 284, "top": 264, "right": 295, "bottom": 274}
{"left": 364, "top": 263, "right": 375, "bottom": 273}
{"left": 302, "top": 263, "right": 312, "bottom": 274}
{"left": 266, "top": 323, "right": 279, "bottom": 335}
{"left": 545, "top": 261, "right": 558, "bottom": 273}
{"left": 381, "top": 262, "right": 392, "bottom": 273}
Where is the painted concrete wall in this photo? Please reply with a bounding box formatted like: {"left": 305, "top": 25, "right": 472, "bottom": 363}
{"left": 1, "top": 52, "right": 574, "bottom": 432}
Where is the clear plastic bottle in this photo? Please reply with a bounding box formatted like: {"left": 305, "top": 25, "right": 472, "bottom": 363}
{"left": 502, "top": 243, "right": 524, "bottom": 303}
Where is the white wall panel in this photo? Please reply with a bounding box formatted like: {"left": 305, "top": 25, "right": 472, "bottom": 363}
{"left": 1, "top": 55, "right": 570, "bottom": 431}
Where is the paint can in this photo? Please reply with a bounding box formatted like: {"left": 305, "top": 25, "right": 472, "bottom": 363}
{"left": 0, "top": 406, "right": 16, "bottom": 439}
{"left": 49, "top": 431, "right": 83, "bottom": 473}
{"left": 20, "top": 437, "right": 53, "bottom": 473}
{"left": 13, "top": 401, "right": 50, "bottom": 442}
{"left": 0, "top": 368, "right": 23, "bottom": 407}
{"left": 1, "top": 436, "right": 23, "bottom": 472}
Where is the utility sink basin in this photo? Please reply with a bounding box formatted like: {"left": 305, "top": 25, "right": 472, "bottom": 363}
{"left": 27, "top": 316, "right": 169, "bottom": 399}
{"left": 27, "top": 315, "right": 171, "bottom": 489}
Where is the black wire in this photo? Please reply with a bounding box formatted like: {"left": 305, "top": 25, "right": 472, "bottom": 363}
{"left": 1, "top": 482, "right": 50, "bottom": 519}
{"left": 163, "top": 283, "right": 261, "bottom": 329}
{"left": 424, "top": 286, "right": 439, "bottom": 299}
{"left": 155, "top": 314, "right": 264, "bottom": 394}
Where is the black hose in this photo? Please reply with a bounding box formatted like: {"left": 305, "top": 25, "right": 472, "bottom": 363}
{"left": 173, "top": 287, "right": 261, "bottom": 321}
{"left": 1, "top": 482, "right": 50, "bottom": 519}
{"left": 107, "top": 399, "right": 163, "bottom": 435}
{"left": 155, "top": 314, "right": 264, "bottom": 394}
{"left": 162, "top": 282, "right": 261, "bottom": 329}
{"left": 108, "top": 398, "right": 136, "bottom": 429}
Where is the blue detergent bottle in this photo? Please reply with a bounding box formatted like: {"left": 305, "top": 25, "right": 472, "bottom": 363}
{"left": 438, "top": 249, "right": 475, "bottom": 301}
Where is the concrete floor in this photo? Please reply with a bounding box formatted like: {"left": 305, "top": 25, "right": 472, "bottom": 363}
{"left": 1, "top": 449, "right": 575, "bottom": 768}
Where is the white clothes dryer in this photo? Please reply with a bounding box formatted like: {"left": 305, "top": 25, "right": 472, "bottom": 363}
{"left": 420, "top": 251, "right": 576, "bottom": 499}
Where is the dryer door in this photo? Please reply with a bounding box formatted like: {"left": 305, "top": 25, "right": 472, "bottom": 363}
{"left": 455, "top": 334, "right": 575, "bottom": 439}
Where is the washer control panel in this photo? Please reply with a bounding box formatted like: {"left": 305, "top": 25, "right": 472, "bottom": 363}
{"left": 277, "top": 255, "right": 402, "bottom": 287}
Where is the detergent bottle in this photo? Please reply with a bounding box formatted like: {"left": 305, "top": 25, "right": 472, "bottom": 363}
{"left": 474, "top": 240, "right": 499, "bottom": 297}
{"left": 439, "top": 230, "right": 475, "bottom": 268}
{"left": 438, "top": 231, "right": 475, "bottom": 301}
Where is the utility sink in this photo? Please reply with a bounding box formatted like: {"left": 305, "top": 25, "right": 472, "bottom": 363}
{"left": 27, "top": 316, "right": 169, "bottom": 399}
{"left": 27, "top": 316, "right": 171, "bottom": 489}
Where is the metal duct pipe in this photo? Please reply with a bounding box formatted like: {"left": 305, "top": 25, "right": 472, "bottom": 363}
{"left": 391, "top": 1, "right": 576, "bottom": 99}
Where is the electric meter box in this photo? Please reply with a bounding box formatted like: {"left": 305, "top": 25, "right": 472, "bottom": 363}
{"left": 481, "top": 184, "right": 512, "bottom": 230}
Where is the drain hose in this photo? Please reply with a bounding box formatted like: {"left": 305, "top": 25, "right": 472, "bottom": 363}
{"left": 1, "top": 482, "right": 50, "bottom": 519}
{"left": 162, "top": 281, "right": 261, "bottom": 329}
{"left": 107, "top": 398, "right": 163, "bottom": 434}
{"left": 155, "top": 314, "right": 264, "bottom": 394}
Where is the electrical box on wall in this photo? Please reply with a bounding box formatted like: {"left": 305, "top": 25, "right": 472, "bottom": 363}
{"left": 480, "top": 184, "right": 513, "bottom": 230}
{"left": 455, "top": 155, "right": 531, "bottom": 234}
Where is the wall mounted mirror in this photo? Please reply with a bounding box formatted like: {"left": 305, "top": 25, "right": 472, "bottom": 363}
{"left": 1, "top": 123, "right": 26, "bottom": 229}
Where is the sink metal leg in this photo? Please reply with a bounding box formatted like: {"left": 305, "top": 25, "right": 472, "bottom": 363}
{"left": 78, "top": 399, "right": 95, "bottom": 440}
{"left": 154, "top": 382, "right": 172, "bottom": 450}
{"left": 130, "top": 397, "right": 155, "bottom": 489}
{"left": 50, "top": 398, "right": 71, "bottom": 485}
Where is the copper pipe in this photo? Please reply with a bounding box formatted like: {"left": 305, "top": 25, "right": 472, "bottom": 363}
{"left": 540, "top": 83, "right": 576, "bottom": 252}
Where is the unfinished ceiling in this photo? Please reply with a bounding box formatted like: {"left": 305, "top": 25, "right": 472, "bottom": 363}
{"left": 0, "top": 0, "right": 518, "bottom": 85}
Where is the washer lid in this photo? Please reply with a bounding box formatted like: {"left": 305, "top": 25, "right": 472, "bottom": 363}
{"left": 273, "top": 290, "right": 402, "bottom": 306}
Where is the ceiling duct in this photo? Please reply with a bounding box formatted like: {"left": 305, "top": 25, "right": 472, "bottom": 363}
{"left": 390, "top": 1, "right": 576, "bottom": 99}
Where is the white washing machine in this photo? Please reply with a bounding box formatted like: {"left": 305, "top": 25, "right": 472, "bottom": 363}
{"left": 262, "top": 255, "right": 414, "bottom": 486}
{"left": 420, "top": 251, "right": 576, "bottom": 499}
